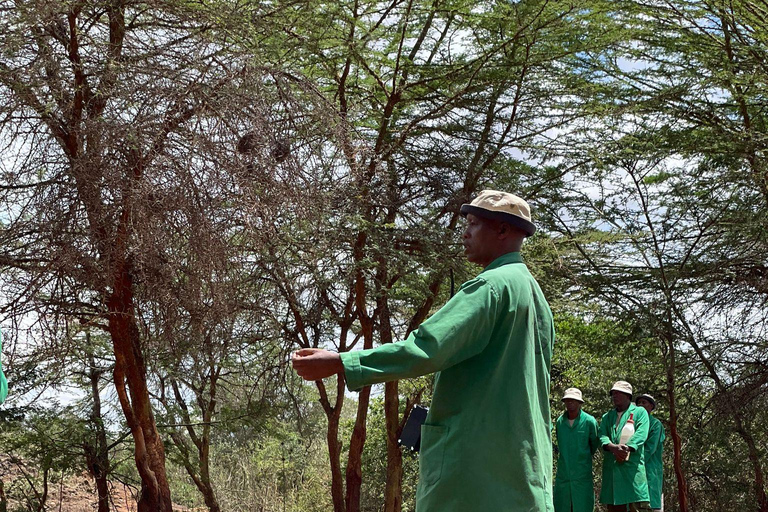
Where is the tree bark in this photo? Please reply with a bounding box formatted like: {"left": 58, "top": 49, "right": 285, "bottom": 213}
{"left": 345, "top": 384, "right": 372, "bottom": 512}
{"left": 383, "top": 381, "right": 404, "bottom": 512}
{"left": 85, "top": 348, "right": 111, "bottom": 512}
{"left": 663, "top": 333, "right": 689, "bottom": 512}
{"left": 108, "top": 258, "right": 173, "bottom": 512}
{"left": 0, "top": 480, "right": 7, "bottom": 512}
{"left": 344, "top": 232, "right": 376, "bottom": 512}
{"left": 320, "top": 378, "right": 346, "bottom": 512}
{"left": 377, "top": 269, "right": 403, "bottom": 512}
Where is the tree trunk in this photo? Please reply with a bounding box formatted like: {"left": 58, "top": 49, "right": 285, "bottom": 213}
{"left": 384, "top": 381, "right": 403, "bottom": 512}
{"left": 0, "top": 480, "right": 8, "bottom": 512}
{"left": 198, "top": 476, "right": 220, "bottom": 512}
{"left": 345, "top": 385, "right": 372, "bottom": 512}
{"left": 39, "top": 468, "right": 49, "bottom": 512}
{"left": 733, "top": 416, "right": 768, "bottom": 512}
{"left": 56, "top": 3, "right": 172, "bottom": 509}
{"left": 169, "top": 429, "right": 221, "bottom": 512}
{"left": 664, "top": 334, "right": 689, "bottom": 512}
{"left": 327, "top": 401, "right": 346, "bottom": 512}
{"left": 344, "top": 237, "right": 376, "bottom": 512}
{"left": 378, "top": 278, "right": 402, "bottom": 512}
{"left": 164, "top": 337, "right": 223, "bottom": 512}
{"left": 86, "top": 349, "right": 111, "bottom": 512}
{"left": 197, "top": 408, "right": 221, "bottom": 512}
{"left": 317, "top": 377, "right": 346, "bottom": 512}
{"left": 108, "top": 260, "right": 173, "bottom": 512}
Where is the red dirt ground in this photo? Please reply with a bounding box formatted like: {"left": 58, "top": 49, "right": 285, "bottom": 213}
{"left": 0, "top": 458, "right": 201, "bottom": 512}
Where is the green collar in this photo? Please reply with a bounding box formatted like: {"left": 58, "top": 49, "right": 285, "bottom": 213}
{"left": 482, "top": 252, "right": 524, "bottom": 273}
{"left": 564, "top": 410, "right": 582, "bottom": 428}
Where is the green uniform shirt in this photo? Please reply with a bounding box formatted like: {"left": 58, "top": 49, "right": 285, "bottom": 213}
{"left": 554, "top": 410, "right": 599, "bottom": 512}
{"left": 598, "top": 403, "right": 650, "bottom": 505}
{"left": 0, "top": 328, "right": 8, "bottom": 404}
{"left": 340, "top": 252, "right": 555, "bottom": 512}
{"left": 644, "top": 414, "right": 665, "bottom": 509}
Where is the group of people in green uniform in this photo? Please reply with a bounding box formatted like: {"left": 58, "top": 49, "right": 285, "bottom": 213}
{"left": 553, "top": 382, "right": 665, "bottom": 512}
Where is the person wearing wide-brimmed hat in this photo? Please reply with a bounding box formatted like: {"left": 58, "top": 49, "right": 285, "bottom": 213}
{"left": 636, "top": 394, "right": 664, "bottom": 511}
{"left": 553, "top": 388, "right": 599, "bottom": 512}
{"left": 598, "top": 381, "right": 651, "bottom": 511}
{"left": 292, "top": 190, "right": 555, "bottom": 511}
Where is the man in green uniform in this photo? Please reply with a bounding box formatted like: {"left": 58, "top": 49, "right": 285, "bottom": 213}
{"left": 292, "top": 190, "right": 555, "bottom": 512}
{"left": 0, "top": 328, "right": 8, "bottom": 404}
{"left": 554, "top": 387, "right": 599, "bottom": 512}
{"left": 636, "top": 394, "right": 664, "bottom": 511}
{"left": 598, "top": 381, "right": 650, "bottom": 512}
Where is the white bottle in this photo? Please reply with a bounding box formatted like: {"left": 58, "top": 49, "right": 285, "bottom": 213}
{"left": 618, "top": 413, "right": 635, "bottom": 462}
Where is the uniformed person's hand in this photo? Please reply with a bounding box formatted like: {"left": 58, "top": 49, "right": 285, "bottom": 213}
{"left": 292, "top": 348, "right": 344, "bottom": 381}
{"left": 614, "top": 444, "right": 631, "bottom": 462}
{"left": 605, "top": 443, "right": 629, "bottom": 462}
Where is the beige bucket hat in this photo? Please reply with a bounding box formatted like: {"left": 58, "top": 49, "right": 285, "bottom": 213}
{"left": 460, "top": 190, "right": 536, "bottom": 236}
{"left": 636, "top": 393, "right": 656, "bottom": 410}
{"left": 562, "top": 388, "right": 584, "bottom": 403}
{"left": 609, "top": 380, "right": 633, "bottom": 397}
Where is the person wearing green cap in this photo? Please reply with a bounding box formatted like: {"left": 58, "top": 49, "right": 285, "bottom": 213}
{"left": 598, "top": 381, "right": 650, "bottom": 512}
{"left": 553, "top": 387, "right": 599, "bottom": 512}
{"left": 292, "top": 190, "right": 555, "bottom": 511}
{"left": 0, "top": 328, "right": 8, "bottom": 405}
{"left": 636, "top": 394, "right": 664, "bottom": 511}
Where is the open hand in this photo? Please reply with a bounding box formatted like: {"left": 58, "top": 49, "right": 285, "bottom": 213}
{"left": 291, "top": 348, "right": 343, "bottom": 381}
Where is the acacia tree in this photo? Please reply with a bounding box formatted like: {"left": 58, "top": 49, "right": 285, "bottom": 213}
{"left": 0, "top": 1, "right": 308, "bottom": 509}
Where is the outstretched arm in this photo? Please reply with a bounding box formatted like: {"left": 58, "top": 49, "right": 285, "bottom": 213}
{"left": 291, "top": 276, "right": 498, "bottom": 390}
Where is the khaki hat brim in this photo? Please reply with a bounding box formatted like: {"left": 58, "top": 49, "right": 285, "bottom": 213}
{"left": 460, "top": 204, "right": 536, "bottom": 237}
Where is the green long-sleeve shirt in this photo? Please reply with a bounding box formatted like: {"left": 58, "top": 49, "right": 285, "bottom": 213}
{"left": 340, "top": 252, "right": 555, "bottom": 512}
{"left": 644, "top": 414, "right": 665, "bottom": 509}
{"left": 553, "top": 410, "right": 599, "bottom": 512}
{"left": 598, "top": 403, "right": 650, "bottom": 505}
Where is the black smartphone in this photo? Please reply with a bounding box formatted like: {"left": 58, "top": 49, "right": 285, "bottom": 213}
{"left": 398, "top": 405, "right": 429, "bottom": 453}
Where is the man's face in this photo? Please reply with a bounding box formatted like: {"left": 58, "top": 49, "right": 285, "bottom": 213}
{"left": 462, "top": 213, "right": 500, "bottom": 267}
{"left": 611, "top": 391, "right": 631, "bottom": 409}
{"left": 636, "top": 398, "right": 654, "bottom": 413}
{"left": 563, "top": 398, "right": 582, "bottom": 415}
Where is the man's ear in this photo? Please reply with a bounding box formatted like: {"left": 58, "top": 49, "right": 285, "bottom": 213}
{"left": 497, "top": 221, "right": 513, "bottom": 239}
{"left": 498, "top": 222, "right": 526, "bottom": 241}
